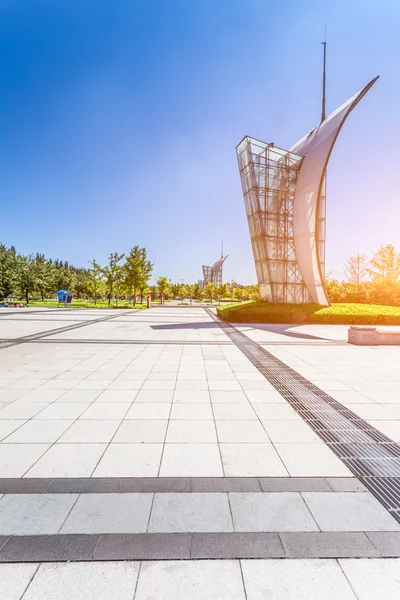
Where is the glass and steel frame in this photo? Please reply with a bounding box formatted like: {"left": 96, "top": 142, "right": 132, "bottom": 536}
{"left": 237, "top": 76, "right": 378, "bottom": 305}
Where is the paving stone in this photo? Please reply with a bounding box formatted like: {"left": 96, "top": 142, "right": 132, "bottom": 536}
{"left": 0, "top": 494, "right": 78, "bottom": 535}
{"left": 26, "top": 443, "right": 107, "bottom": 478}
{"left": 0, "top": 478, "right": 52, "bottom": 494}
{"left": 148, "top": 492, "right": 233, "bottom": 532}
{"left": 0, "top": 534, "right": 100, "bottom": 562}
{"left": 0, "top": 563, "right": 39, "bottom": 600}
{"left": 229, "top": 492, "right": 319, "bottom": 532}
{"left": 275, "top": 443, "right": 352, "bottom": 477}
{"left": 46, "top": 478, "right": 122, "bottom": 494}
{"left": 302, "top": 492, "right": 400, "bottom": 531}
{"left": 190, "top": 477, "right": 261, "bottom": 492}
{"left": 242, "top": 559, "right": 357, "bottom": 600}
{"left": 166, "top": 420, "right": 217, "bottom": 443}
{"left": 191, "top": 532, "right": 284, "bottom": 558}
{"left": 0, "top": 444, "right": 49, "bottom": 477}
{"left": 159, "top": 443, "right": 223, "bottom": 476}
{"left": 119, "top": 477, "right": 191, "bottom": 493}
{"left": 261, "top": 419, "right": 322, "bottom": 443}
{"left": 280, "top": 532, "right": 380, "bottom": 558}
{"left": 339, "top": 558, "right": 400, "bottom": 600}
{"left": 22, "top": 562, "right": 140, "bottom": 600}
{"left": 170, "top": 403, "right": 213, "bottom": 420}
{"left": 135, "top": 560, "right": 246, "bottom": 600}
{"left": 59, "top": 419, "right": 121, "bottom": 442}
{"left": 220, "top": 443, "right": 288, "bottom": 476}
{"left": 4, "top": 419, "right": 74, "bottom": 443}
{"left": 259, "top": 477, "right": 331, "bottom": 492}
{"left": 0, "top": 535, "right": 9, "bottom": 550}
{"left": 95, "top": 533, "right": 191, "bottom": 559}
{"left": 215, "top": 420, "right": 269, "bottom": 442}
{"left": 367, "top": 532, "right": 400, "bottom": 556}
{"left": 93, "top": 444, "right": 163, "bottom": 477}
{"left": 113, "top": 420, "right": 168, "bottom": 442}
{"left": 61, "top": 493, "right": 153, "bottom": 533}
{"left": 326, "top": 477, "right": 368, "bottom": 492}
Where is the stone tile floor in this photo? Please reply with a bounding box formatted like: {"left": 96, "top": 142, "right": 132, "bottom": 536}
{"left": 1, "top": 307, "right": 400, "bottom": 598}
{"left": 0, "top": 308, "right": 355, "bottom": 478}
{"left": 1, "top": 559, "right": 400, "bottom": 599}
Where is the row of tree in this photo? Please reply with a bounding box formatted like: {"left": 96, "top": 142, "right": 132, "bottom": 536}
{"left": 0, "top": 243, "right": 153, "bottom": 305}
{"left": 151, "top": 278, "right": 260, "bottom": 304}
{"left": 3, "top": 241, "right": 398, "bottom": 306}
{"left": 0, "top": 242, "right": 259, "bottom": 305}
{"left": 326, "top": 244, "right": 400, "bottom": 305}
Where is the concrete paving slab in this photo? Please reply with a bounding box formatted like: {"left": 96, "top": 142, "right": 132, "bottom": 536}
{"left": 280, "top": 531, "right": 380, "bottom": 558}
{"left": 0, "top": 563, "right": 39, "bottom": 600}
{"left": 148, "top": 492, "right": 233, "bottom": 532}
{"left": 0, "top": 494, "right": 77, "bottom": 535}
{"left": 242, "top": 558, "right": 357, "bottom": 599}
{"left": 135, "top": 560, "right": 246, "bottom": 600}
{"left": 229, "top": 492, "right": 319, "bottom": 532}
{"left": 22, "top": 562, "right": 140, "bottom": 600}
{"left": 61, "top": 493, "right": 153, "bottom": 533}
{"left": 302, "top": 492, "right": 400, "bottom": 531}
{"left": 339, "top": 558, "right": 400, "bottom": 600}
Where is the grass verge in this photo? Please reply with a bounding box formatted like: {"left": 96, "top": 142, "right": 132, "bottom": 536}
{"left": 26, "top": 300, "right": 147, "bottom": 309}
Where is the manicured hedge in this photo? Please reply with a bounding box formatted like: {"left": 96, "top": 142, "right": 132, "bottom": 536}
{"left": 217, "top": 301, "right": 400, "bottom": 325}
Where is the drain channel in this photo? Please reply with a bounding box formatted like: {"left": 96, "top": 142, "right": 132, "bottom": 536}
{"left": 205, "top": 309, "right": 400, "bottom": 523}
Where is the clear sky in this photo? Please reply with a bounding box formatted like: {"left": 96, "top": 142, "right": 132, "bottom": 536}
{"left": 0, "top": 0, "right": 399, "bottom": 284}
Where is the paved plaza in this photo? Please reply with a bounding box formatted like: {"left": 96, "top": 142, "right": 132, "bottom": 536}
{"left": 1, "top": 306, "right": 400, "bottom": 598}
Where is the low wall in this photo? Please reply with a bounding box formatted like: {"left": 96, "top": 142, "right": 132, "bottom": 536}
{"left": 348, "top": 326, "right": 400, "bottom": 346}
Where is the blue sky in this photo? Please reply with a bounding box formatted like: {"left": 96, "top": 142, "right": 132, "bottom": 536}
{"left": 0, "top": 0, "right": 399, "bottom": 283}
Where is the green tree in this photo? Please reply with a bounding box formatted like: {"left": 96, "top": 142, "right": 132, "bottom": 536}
{"left": 32, "top": 253, "right": 54, "bottom": 301}
{"left": 103, "top": 252, "right": 125, "bottom": 307}
{"left": 17, "top": 254, "right": 36, "bottom": 304}
{"left": 205, "top": 282, "right": 217, "bottom": 305}
{"left": 369, "top": 244, "right": 400, "bottom": 285}
{"left": 230, "top": 280, "right": 237, "bottom": 301}
{"left": 178, "top": 283, "right": 187, "bottom": 304}
{"left": 186, "top": 284, "right": 195, "bottom": 305}
{"left": 52, "top": 259, "right": 77, "bottom": 293}
{"left": 114, "top": 264, "right": 124, "bottom": 307}
{"left": 344, "top": 253, "right": 369, "bottom": 284}
{"left": 87, "top": 259, "right": 103, "bottom": 305}
{"left": 124, "top": 246, "right": 153, "bottom": 306}
{"left": 217, "top": 283, "right": 229, "bottom": 305}
{"left": 156, "top": 276, "right": 171, "bottom": 304}
{"left": 192, "top": 282, "right": 203, "bottom": 301}
{"left": 0, "top": 244, "right": 19, "bottom": 300}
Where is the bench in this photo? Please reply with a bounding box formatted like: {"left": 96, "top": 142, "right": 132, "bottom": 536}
{"left": 348, "top": 326, "right": 400, "bottom": 346}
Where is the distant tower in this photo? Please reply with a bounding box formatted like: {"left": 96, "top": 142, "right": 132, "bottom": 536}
{"left": 201, "top": 244, "right": 228, "bottom": 287}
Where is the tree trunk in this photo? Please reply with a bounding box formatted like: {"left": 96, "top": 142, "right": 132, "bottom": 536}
{"left": 41, "top": 289, "right": 44, "bottom": 301}
{"left": 133, "top": 286, "right": 136, "bottom": 306}
{"left": 108, "top": 282, "right": 112, "bottom": 307}
{"left": 25, "top": 289, "right": 29, "bottom": 304}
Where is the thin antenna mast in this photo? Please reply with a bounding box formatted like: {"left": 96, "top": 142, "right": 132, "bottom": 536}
{"left": 321, "top": 24, "right": 327, "bottom": 122}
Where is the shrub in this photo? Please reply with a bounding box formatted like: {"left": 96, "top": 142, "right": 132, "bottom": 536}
{"left": 217, "top": 301, "right": 400, "bottom": 325}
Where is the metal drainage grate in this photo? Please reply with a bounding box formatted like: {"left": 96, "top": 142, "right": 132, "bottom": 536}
{"left": 206, "top": 309, "right": 400, "bottom": 523}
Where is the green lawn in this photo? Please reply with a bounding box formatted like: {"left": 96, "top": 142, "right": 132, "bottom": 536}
{"left": 27, "top": 300, "right": 147, "bottom": 309}
{"left": 217, "top": 301, "right": 400, "bottom": 325}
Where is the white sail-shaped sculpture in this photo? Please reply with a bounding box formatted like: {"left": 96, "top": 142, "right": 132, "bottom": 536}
{"left": 236, "top": 76, "right": 379, "bottom": 305}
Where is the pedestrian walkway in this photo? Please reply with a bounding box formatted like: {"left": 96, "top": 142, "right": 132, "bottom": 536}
{"left": 0, "top": 307, "right": 400, "bottom": 598}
